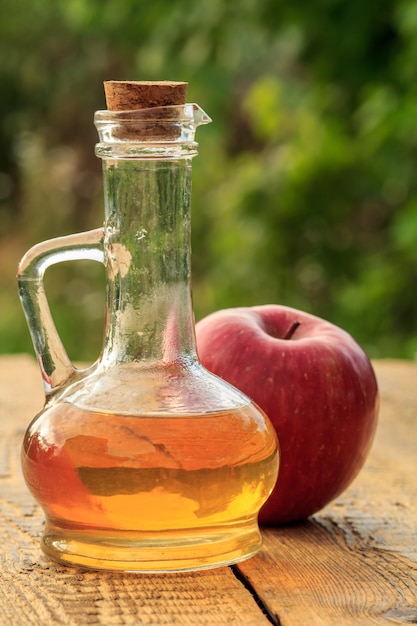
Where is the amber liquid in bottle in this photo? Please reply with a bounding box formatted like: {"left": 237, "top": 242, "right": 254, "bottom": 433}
{"left": 22, "top": 401, "right": 277, "bottom": 571}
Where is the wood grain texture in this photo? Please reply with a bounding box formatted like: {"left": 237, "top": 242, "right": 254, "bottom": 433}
{"left": 0, "top": 356, "right": 416, "bottom": 625}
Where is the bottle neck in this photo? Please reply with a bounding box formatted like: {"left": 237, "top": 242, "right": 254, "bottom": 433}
{"left": 101, "top": 156, "right": 197, "bottom": 367}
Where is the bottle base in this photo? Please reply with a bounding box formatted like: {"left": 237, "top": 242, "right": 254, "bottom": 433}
{"left": 41, "top": 519, "right": 262, "bottom": 572}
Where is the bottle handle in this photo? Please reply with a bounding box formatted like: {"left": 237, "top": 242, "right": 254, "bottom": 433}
{"left": 17, "top": 228, "right": 105, "bottom": 395}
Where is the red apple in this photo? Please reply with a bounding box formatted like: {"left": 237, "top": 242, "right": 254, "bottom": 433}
{"left": 195, "top": 305, "right": 379, "bottom": 524}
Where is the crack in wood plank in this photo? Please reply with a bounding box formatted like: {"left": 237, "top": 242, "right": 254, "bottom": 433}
{"left": 231, "top": 564, "right": 281, "bottom": 625}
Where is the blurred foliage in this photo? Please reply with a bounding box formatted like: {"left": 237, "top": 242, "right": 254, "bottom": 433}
{"left": 1, "top": 0, "right": 417, "bottom": 360}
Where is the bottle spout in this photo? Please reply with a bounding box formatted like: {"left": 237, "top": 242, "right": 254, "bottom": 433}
{"left": 191, "top": 104, "right": 212, "bottom": 127}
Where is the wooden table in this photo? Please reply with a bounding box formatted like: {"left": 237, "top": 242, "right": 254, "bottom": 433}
{"left": 0, "top": 355, "right": 416, "bottom": 625}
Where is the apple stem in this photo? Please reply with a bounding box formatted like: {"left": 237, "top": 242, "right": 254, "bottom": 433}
{"left": 283, "top": 320, "right": 301, "bottom": 340}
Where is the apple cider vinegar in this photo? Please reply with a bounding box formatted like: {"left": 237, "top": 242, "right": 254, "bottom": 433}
{"left": 22, "top": 401, "right": 278, "bottom": 571}
{"left": 18, "top": 82, "right": 279, "bottom": 571}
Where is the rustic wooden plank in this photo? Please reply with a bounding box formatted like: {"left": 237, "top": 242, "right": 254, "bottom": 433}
{"left": 0, "top": 355, "right": 272, "bottom": 626}
{"left": 236, "top": 359, "right": 417, "bottom": 625}
{"left": 2, "top": 356, "right": 417, "bottom": 625}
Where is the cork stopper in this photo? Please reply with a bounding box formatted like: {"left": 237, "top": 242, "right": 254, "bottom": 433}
{"left": 104, "top": 81, "right": 188, "bottom": 111}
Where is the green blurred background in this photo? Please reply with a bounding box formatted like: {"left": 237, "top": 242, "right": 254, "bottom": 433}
{"left": 1, "top": 0, "right": 417, "bottom": 362}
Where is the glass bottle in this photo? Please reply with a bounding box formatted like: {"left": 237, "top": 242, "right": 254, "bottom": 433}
{"left": 18, "top": 99, "right": 279, "bottom": 572}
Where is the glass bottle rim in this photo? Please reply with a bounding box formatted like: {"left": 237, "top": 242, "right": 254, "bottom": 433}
{"left": 94, "top": 103, "right": 211, "bottom": 126}
{"left": 94, "top": 103, "right": 211, "bottom": 155}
